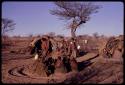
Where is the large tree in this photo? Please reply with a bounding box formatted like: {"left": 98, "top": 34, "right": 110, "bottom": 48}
{"left": 2, "top": 18, "right": 16, "bottom": 36}
{"left": 50, "top": 2, "right": 101, "bottom": 58}
{"left": 50, "top": 2, "right": 101, "bottom": 38}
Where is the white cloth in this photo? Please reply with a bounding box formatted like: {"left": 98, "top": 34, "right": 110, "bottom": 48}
{"left": 34, "top": 54, "right": 38, "bottom": 60}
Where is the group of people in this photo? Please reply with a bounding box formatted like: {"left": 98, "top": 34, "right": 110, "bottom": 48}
{"left": 29, "top": 35, "right": 79, "bottom": 76}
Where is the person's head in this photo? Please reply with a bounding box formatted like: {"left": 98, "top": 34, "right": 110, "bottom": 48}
{"left": 29, "top": 39, "right": 37, "bottom": 54}
{"left": 29, "top": 38, "right": 36, "bottom": 47}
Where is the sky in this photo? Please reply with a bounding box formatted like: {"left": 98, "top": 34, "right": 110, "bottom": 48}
{"left": 2, "top": 1, "right": 124, "bottom": 37}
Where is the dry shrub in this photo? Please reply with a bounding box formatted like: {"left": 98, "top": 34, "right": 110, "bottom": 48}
{"left": 2, "top": 36, "right": 12, "bottom": 49}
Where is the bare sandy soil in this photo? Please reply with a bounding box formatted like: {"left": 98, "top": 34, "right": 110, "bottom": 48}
{"left": 1, "top": 37, "right": 123, "bottom": 84}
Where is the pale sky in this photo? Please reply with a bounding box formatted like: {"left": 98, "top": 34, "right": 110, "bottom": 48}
{"left": 2, "top": 1, "right": 124, "bottom": 37}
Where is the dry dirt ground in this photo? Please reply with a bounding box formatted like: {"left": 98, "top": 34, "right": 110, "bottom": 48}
{"left": 1, "top": 37, "right": 123, "bottom": 84}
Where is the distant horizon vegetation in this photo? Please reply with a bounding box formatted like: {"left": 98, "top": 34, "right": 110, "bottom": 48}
{"left": 2, "top": 32, "right": 123, "bottom": 38}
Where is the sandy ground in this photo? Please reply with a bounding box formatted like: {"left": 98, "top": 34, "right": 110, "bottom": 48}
{"left": 1, "top": 36, "right": 123, "bottom": 84}
{"left": 2, "top": 52, "right": 67, "bottom": 84}
{"left": 1, "top": 51, "right": 123, "bottom": 84}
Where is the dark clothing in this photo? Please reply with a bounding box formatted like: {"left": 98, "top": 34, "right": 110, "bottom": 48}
{"left": 46, "top": 41, "right": 53, "bottom": 55}
{"left": 30, "top": 39, "right": 42, "bottom": 54}
{"left": 44, "top": 57, "right": 55, "bottom": 76}
{"left": 35, "top": 39, "right": 42, "bottom": 51}
{"left": 63, "top": 57, "right": 72, "bottom": 72}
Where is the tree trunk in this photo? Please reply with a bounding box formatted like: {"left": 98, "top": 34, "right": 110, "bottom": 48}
{"left": 71, "top": 28, "right": 76, "bottom": 38}
{"left": 71, "top": 27, "right": 78, "bottom": 57}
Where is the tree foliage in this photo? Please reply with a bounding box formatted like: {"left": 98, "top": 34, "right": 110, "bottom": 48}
{"left": 50, "top": 2, "right": 101, "bottom": 38}
{"left": 2, "top": 18, "right": 16, "bottom": 35}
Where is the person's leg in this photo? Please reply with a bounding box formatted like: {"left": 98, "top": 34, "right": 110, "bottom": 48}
{"left": 70, "top": 58, "right": 78, "bottom": 72}
{"left": 63, "top": 57, "right": 71, "bottom": 72}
